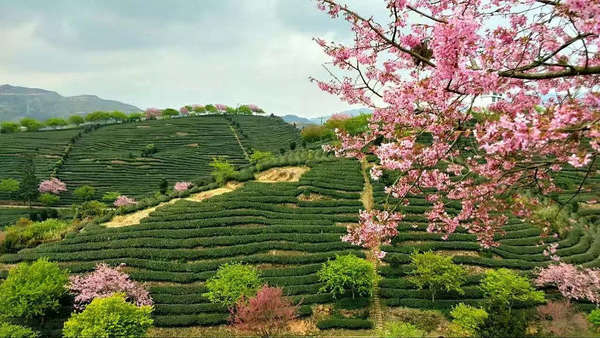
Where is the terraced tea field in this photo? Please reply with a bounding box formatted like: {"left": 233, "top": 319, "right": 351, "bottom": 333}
{"left": 0, "top": 159, "right": 367, "bottom": 329}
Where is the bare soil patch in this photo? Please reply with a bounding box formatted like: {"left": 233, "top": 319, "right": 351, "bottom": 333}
{"left": 298, "top": 193, "right": 329, "bottom": 201}
{"left": 111, "top": 160, "right": 127, "bottom": 164}
{"left": 176, "top": 132, "right": 189, "bottom": 136}
{"left": 186, "top": 143, "right": 199, "bottom": 147}
{"left": 255, "top": 166, "right": 309, "bottom": 183}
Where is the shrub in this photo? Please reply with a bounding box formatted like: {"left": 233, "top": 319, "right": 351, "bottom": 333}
{"left": 0, "top": 121, "right": 20, "bottom": 133}
{"left": 407, "top": 251, "right": 467, "bottom": 302}
{"left": 209, "top": 158, "right": 235, "bottom": 186}
{"left": 0, "top": 258, "right": 69, "bottom": 322}
{"left": 0, "top": 219, "right": 71, "bottom": 253}
{"left": 0, "top": 323, "right": 38, "bottom": 338}
{"left": 142, "top": 143, "right": 157, "bottom": 157}
{"left": 77, "top": 200, "right": 106, "bottom": 218}
{"left": 159, "top": 179, "right": 168, "bottom": 195}
{"left": 318, "top": 254, "right": 377, "bottom": 299}
{"left": 101, "top": 191, "right": 121, "bottom": 203}
{"left": 69, "top": 263, "right": 152, "bottom": 310}
{"left": 380, "top": 322, "right": 425, "bottom": 338}
{"left": 73, "top": 185, "right": 96, "bottom": 201}
{"left": 0, "top": 179, "right": 20, "bottom": 196}
{"left": 203, "top": 263, "right": 262, "bottom": 308}
{"left": 113, "top": 196, "right": 136, "bottom": 208}
{"left": 450, "top": 303, "right": 488, "bottom": 337}
{"left": 62, "top": 293, "right": 153, "bottom": 338}
{"left": 389, "top": 308, "right": 444, "bottom": 332}
{"left": 589, "top": 309, "right": 600, "bottom": 331}
{"left": 301, "top": 125, "right": 333, "bottom": 142}
{"left": 232, "top": 285, "right": 298, "bottom": 337}
{"left": 38, "top": 193, "right": 60, "bottom": 206}
{"left": 250, "top": 150, "right": 274, "bottom": 163}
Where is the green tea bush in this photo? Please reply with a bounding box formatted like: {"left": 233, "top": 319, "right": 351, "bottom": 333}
{"left": 318, "top": 254, "right": 377, "bottom": 299}
{"left": 203, "top": 263, "right": 262, "bottom": 308}
{"left": 380, "top": 322, "right": 425, "bottom": 338}
{"left": 0, "top": 258, "right": 69, "bottom": 322}
{"left": 0, "top": 323, "right": 38, "bottom": 338}
{"left": 62, "top": 293, "right": 153, "bottom": 337}
{"left": 588, "top": 308, "right": 600, "bottom": 331}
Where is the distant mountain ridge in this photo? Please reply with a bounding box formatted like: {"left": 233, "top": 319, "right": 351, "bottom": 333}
{"left": 0, "top": 84, "right": 141, "bottom": 121}
{"left": 281, "top": 108, "right": 372, "bottom": 125}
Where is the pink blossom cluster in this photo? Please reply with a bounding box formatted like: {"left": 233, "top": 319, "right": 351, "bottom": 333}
{"left": 314, "top": 0, "right": 600, "bottom": 248}
{"left": 535, "top": 263, "right": 600, "bottom": 304}
{"left": 342, "top": 209, "right": 403, "bottom": 258}
{"left": 38, "top": 178, "right": 67, "bottom": 195}
{"left": 113, "top": 195, "right": 137, "bottom": 207}
{"left": 329, "top": 113, "right": 351, "bottom": 121}
{"left": 214, "top": 104, "right": 229, "bottom": 112}
{"left": 69, "top": 263, "right": 153, "bottom": 310}
{"left": 246, "top": 104, "right": 263, "bottom": 112}
{"left": 179, "top": 106, "right": 190, "bottom": 115}
{"left": 174, "top": 181, "right": 193, "bottom": 192}
{"left": 145, "top": 108, "right": 162, "bottom": 119}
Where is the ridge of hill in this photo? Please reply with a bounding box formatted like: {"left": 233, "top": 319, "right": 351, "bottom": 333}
{"left": 0, "top": 84, "right": 141, "bottom": 121}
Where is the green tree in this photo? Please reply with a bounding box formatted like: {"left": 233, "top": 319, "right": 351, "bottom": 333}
{"left": 18, "top": 156, "right": 39, "bottom": 207}
{"left": 0, "top": 178, "right": 20, "bottom": 198}
{"left": 39, "top": 193, "right": 60, "bottom": 206}
{"left": 407, "top": 251, "right": 467, "bottom": 302}
{"left": 159, "top": 179, "right": 168, "bottom": 195}
{"left": 205, "top": 104, "right": 217, "bottom": 113}
{"left": 479, "top": 268, "right": 545, "bottom": 314}
{"left": 0, "top": 258, "right": 69, "bottom": 322}
{"left": 203, "top": 263, "right": 262, "bottom": 308}
{"left": 85, "top": 111, "right": 111, "bottom": 123}
{"left": 237, "top": 105, "right": 252, "bottom": 115}
{"left": 318, "top": 254, "right": 377, "bottom": 299}
{"left": 0, "top": 323, "right": 38, "bottom": 338}
{"left": 0, "top": 121, "right": 20, "bottom": 133}
{"left": 44, "top": 118, "right": 67, "bottom": 128}
{"left": 110, "top": 111, "right": 128, "bottom": 122}
{"left": 62, "top": 293, "right": 153, "bottom": 338}
{"left": 73, "top": 185, "right": 96, "bottom": 201}
{"left": 101, "top": 191, "right": 121, "bottom": 203}
{"left": 161, "top": 108, "right": 179, "bottom": 117}
{"left": 68, "top": 115, "right": 85, "bottom": 126}
{"left": 209, "top": 157, "right": 235, "bottom": 186}
{"left": 127, "top": 112, "right": 144, "bottom": 121}
{"left": 19, "top": 118, "right": 43, "bottom": 132}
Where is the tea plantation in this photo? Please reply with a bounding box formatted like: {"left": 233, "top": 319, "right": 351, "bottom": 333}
{"left": 0, "top": 159, "right": 367, "bottom": 330}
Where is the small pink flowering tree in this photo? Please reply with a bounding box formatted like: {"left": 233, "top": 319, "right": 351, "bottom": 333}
{"left": 174, "top": 181, "right": 193, "bottom": 192}
{"left": 69, "top": 263, "right": 153, "bottom": 310}
{"left": 214, "top": 104, "right": 229, "bottom": 112}
{"left": 246, "top": 104, "right": 264, "bottom": 113}
{"left": 38, "top": 178, "right": 67, "bottom": 195}
{"left": 113, "top": 195, "right": 137, "bottom": 207}
{"left": 179, "top": 106, "right": 190, "bottom": 115}
{"left": 536, "top": 263, "right": 600, "bottom": 304}
{"left": 145, "top": 108, "right": 162, "bottom": 119}
{"left": 313, "top": 0, "right": 600, "bottom": 250}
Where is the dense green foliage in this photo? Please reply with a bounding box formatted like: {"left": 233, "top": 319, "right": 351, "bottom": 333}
{"left": 0, "top": 258, "right": 68, "bottom": 322}
{"left": 0, "top": 219, "right": 72, "bottom": 253}
{"left": 380, "top": 322, "right": 425, "bottom": 338}
{"left": 62, "top": 293, "right": 153, "bottom": 338}
{"left": 407, "top": 251, "right": 467, "bottom": 302}
{"left": 318, "top": 254, "right": 377, "bottom": 299}
{"left": 0, "top": 323, "right": 38, "bottom": 338}
{"left": 209, "top": 158, "right": 235, "bottom": 186}
{"left": 449, "top": 303, "right": 488, "bottom": 336}
{"left": 203, "top": 263, "right": 262, "bottom": 308}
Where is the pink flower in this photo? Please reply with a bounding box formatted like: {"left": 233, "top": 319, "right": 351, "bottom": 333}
{"left": 145, "top": 108, "right": 162, "bottom": 119}
{"left": 179, "top": 106, "right": 189, "bottom": 115}
{"left": 174, "top": 181, "right": 192, "bottom": 192}
{"left": 214, "top": 104, "right": 229, "bottom": 112}
{"left": 69, "top": 263, "right": 152, "bottom": 310}
{"left": 38, "top": 178, "right": 67, "bottom": 195}
{"left": 536, "top": 263, "right": 600, "bottom": 304}
{"left": 114, "top": 195, "right": 137, "bottom": 207}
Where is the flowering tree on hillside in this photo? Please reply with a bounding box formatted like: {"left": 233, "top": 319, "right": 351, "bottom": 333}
{"left": 69, "top": 263, "right": 152, "bottom": 310}
{"left": 535, "top": 263, "right": 600, "bottom": 304}
{"left": 215, "top": 104, "right": 229, "bottom": 112}
{"left": 38, "top": 178, "right": 67, "bottom": 195}
{"left": 174, "top": 181, "right": 193, "bottom": 192}
{"left": 145, "top": 108, "right": 162, "bottom": 119}
{"left": 179, "top": 106, "right": 190, "bottom": 115}
{"left": 114, "top": 195, "right": 137, "bottom": 207}
{"left": 313, "top": 0, "right": 600, "bottom": 253}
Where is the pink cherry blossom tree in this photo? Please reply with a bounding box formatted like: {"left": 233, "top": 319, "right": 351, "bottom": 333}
{"left": 535, "top": 263, "right": 600, "bottom": 304}
{"left": 179, "top": 106, "right": 190, "bottom": 115}
{"left": 329, "top": 113, "right": 351, "bottom": 121}
{"left": 145, "top": 108, "right": 162, "bottom": 119}
{"left": 38, "top": 178, "right": 67, "bottom": 195}
{"left": 313, "top": 0, "right": 600, "bottom": 250}
{"left": 113, "top": 195, "right": 137, "bottom": 207}
{"left": 214, "top": 104, "right": 229, "bottom": 112}
{"left": 69, "top": 263, "right": 153, "bottom": 310}
{"left": 174, "top": 181, "right": 193, "bottom": 192}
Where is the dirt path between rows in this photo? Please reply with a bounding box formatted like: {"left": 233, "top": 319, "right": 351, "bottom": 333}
{"left": 103, "top": 182, "right": 243, "bottom": 228}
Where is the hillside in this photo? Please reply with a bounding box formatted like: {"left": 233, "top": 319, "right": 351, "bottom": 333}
{"left": 0, "top": 114, "right": 301, "bottom": 206}
{"left": 0, "top": 84, "right": 141, "bottom": 121}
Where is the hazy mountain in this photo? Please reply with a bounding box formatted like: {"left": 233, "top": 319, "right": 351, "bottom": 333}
{"left": 281, "top": 108, "right": 372, "bottom": 126}
{"left": 0, "top": 84, "right": 141, "bottom": 121}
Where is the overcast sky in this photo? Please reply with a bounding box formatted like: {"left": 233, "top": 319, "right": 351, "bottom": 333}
{"left": 0, "top": 0, "right": 388, "bottom": 117}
